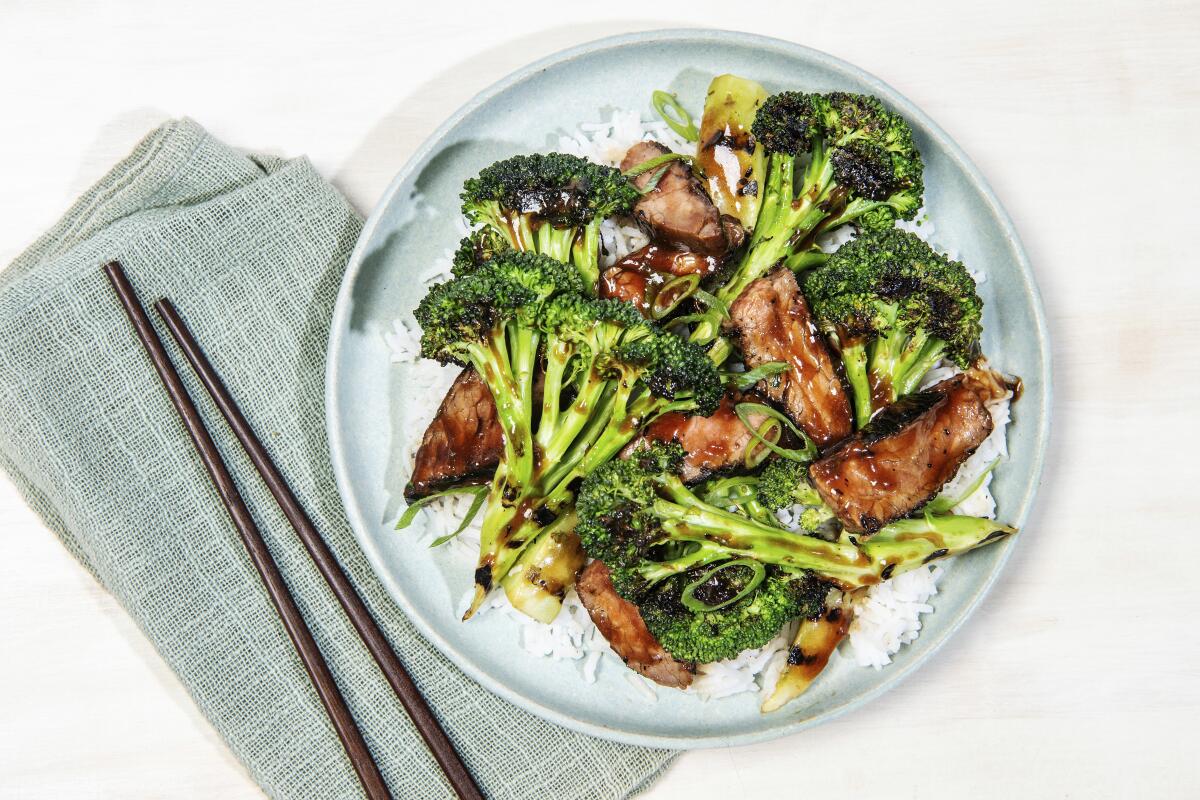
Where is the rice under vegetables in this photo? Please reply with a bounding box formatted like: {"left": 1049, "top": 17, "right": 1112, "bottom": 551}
{"left": 386, "top": 109, "right": 1013, "bottom": 703}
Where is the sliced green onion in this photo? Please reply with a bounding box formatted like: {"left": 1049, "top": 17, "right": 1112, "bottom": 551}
{"left": 926, "top": 458, "right": 1000, "bottom": 514}
{"left": 622, "top": 151, "right": 694, "bottom": 179}
{"left": 744, "top": 418, "right": 782, "bottom": 469}
{"left": 681, "top": 559, "right": 766, "bottom": 612}
{"left": 734, "top": 402, "right": 818, "bottom": 463}
{"left": 394, "top": 486, "right": 488, "bottom": 548}
{"left": 726, "top": 360, "right": 789, "bottom": 391}
{"left": 692, "top": 288, "right": 729, "bottom": 320}
{"left": 650, "top": 273, "right": 701, "bottom": 320}
{"left": 651, "top": 90, "right": 699, "bottom": 142}
{"left": 635, "top": 165, "right": 669, "bottom": 194}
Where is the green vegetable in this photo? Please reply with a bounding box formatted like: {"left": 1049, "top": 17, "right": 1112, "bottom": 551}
{"left": 696, "top": 74, "right": 769, "bottom": 231}
{"left": 416, "top": 253, "right": 723, "bottom": 620}
{"left": 651, "top": 90, "right": 699, "bottom": 142}
{"left": 500, "top": 511, "right": 584, "bottom": 624}
{"left": 803, "top": 228, "right": 983, "bottom": 426}
{"left": 639, "top": 566, "right": 828, "bottom": 663}
{"left": 690, "top": 91, "right": 924, "bottom": 344}
{"left": 734, "top": 402, "right": 818, "bottom": 463}
{"left": 576, "top": 442, "right": 1014, "bottom": 599}
{"left": 460, "top": 153, "right": 638, "bottom": 288}
{"left": 395, "top": 486, "right": 488, "bottom": 546}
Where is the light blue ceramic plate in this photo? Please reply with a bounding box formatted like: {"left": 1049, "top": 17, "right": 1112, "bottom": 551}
{"left": 326, "top": 29, "right": 1051, "bottom": 748}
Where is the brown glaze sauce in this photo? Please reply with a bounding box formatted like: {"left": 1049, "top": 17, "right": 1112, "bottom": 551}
{"left": 600, "top": 243, "right": 722, "bottom": 317}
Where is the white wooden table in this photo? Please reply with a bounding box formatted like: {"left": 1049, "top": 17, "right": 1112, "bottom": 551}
{"left": 1, "top": 2, "right": 1196, "bottom": 797}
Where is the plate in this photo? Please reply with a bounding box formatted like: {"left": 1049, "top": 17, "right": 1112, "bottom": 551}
{"left": 325, "top": 29, "right": 1051, "bottom": 748}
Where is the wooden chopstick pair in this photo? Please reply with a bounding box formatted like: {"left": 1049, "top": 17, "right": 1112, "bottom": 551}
{"left": 104, "top": 262, "right": 482, "bottom": 800}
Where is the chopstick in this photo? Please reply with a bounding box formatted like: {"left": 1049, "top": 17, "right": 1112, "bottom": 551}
{"left": 104, "top": 263, "right": 394, "bottom": 800}
{"left": 153, "top": 298, "right": 483, "bottom": 800}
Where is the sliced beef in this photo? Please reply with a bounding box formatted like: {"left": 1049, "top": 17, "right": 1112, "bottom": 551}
{"left": 620, "top": 141, "right": 744, "bottom": 255}
{"left": 576, "top": 560, "right": 695, "bottom": 689}
{"left": 600, "top": 243, "right": 723, "bottom": 318}
{"left": 621, "top": 392, "right": 770, "bottom": 483}
{"left": 404, "top": 368, "right": 503, "bottom": 501}
{"left": 727, "top": 267, "right": 854, "bottom": 448}
{"left": 808, "top": 373, "right": 995, "bottom": 533}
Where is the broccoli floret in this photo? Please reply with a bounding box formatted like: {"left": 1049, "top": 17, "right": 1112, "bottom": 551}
{"left": 579, "top": 444, "right": 1014, "bottom": 663}
{"left": 689, "top": 91, "right": 924, "bottom": 344}
{"left": 530, "top": 295, "right": 722, "bottom": 498}
{"left": 753, "top": 458, "right": 835, "bottom": 534}
{"left": 576, "top": 442, "right": 1014, "bottom": 590}
{"left": 418, "top": 256, "right": 723, "bottom": 620}
{"left": 461, "top": 153, "right": 638, "bottom": 288}
{"left": 803, "top": 228, "right": 983, "bottom": 426}
{"left": 637, "top": 566, "right": 828, "bottom": 663}
{"left": 415, "top": 250, "right": 584, "bottom": 365}
{"left": 756, "top": 458, "right": 822, "bottom": 511}
{"left": 450, "top": 228, "right": 510, "bottom": 277}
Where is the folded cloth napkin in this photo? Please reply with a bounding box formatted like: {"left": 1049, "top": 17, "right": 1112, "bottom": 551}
{"left": 0, "top": 118, "right": 674, "bottom": 799}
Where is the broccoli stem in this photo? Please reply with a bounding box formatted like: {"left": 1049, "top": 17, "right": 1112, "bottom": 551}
{"left": 784, "top": 248, "right": 829, "bottom": 271}
{"left": 635, "top": 541, "right": 732, "bottom": 586}
{"left": 488, "top": 384, "right": 703, "bottom": 611}
{"left": 648, "top": 474, "right": 1013, "bottom": 589}
{"left": 532, "top": 221, "right": 577, "bottom": 264}
{"left": 690, "top": 148, "right": 837, "bottom": 346}
{"left": 538, "top": 366, "right": 612, "bottom": 469}
{"left": 513, "top": 213, "right": 535, "bottom": 251}
{"left": 460, "top": 325, "right": 542, "bottom": 620}
{"left": 839, "top": 341, "right": 873, "bottom": 428}
{"left": 706, "top": 336, "right": 734, "bottom": 367}
{"left": 483, "top": 372, "right": 640, "bottom": 609}
{"left": 760, "top": 589, "right": 850, "bottom": 713}
{"left": 571, "top": 222, "right": 602, "bottom": 289}
{"left": 463, "top": 329, "right": 534, "bottom": 480}
{"left": 536, "top": 339, "right": 572, "bottom": 452}
{"left": 865, "top": 314, "right": 950, "bottom": 404}
{"left": 893, "top": 336, "right": 947, "bottom": 397}
{"left": 862, "top": 514, "right": 1017, "bottom": 570}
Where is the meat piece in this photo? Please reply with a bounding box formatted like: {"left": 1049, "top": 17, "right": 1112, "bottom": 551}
{"left": 404, "top": 368, "right": 503, "bottom": 501}
{"left": 576, "top": 560, "right": 695, "bottom": 688}
{"left": 599, "top": 243, "right": 722, "bottom": 317}
{"left": 620, "top": 141, "right": 743, "bottom": 254}
{"left": 621, "top": 392, "right": 770, "bottom": 482}
{"left": 728, "top": 267, "right": 854, "bottom": 448}
{"left": 808, "top": 374, "right": 995, "bottom": 533}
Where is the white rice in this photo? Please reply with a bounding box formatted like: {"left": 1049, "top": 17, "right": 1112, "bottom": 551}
{"left": 386, "top": 108, "right": 1015, "bottom": 702}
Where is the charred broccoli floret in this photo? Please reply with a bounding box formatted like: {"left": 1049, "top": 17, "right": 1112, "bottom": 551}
{"left": 461, "top": 153, "right": 639, "bottom": 288}
{"left": 690, "top": 91, "right": 924, "bottom": 344}
{"left": 578, "top": 443, "right": 1011, "bottom": 663}
{"left": 418, "top": 254, "right": 723, "bottom": 621}
{"left": 577, "top": 442, "right": 1013, "bottom": 592}
{"left": 636, "top": 564, "right": 829, "bottom": 663}
{"left": 803, "top": 228, "right": 983, "bottom": 426}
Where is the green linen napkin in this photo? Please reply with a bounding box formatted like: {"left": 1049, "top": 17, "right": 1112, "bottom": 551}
{"left": 0, "top": 118, "right": 674, "bottom": 799}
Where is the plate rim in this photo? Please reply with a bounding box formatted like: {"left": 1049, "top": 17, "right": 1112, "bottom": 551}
{"left": 325, "top": 27, "right": 1053, "bottom": 749}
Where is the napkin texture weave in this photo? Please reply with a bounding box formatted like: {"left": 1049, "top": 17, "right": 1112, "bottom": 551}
{"left": 0, "top": 118, "right": 674, "bottom": 799}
